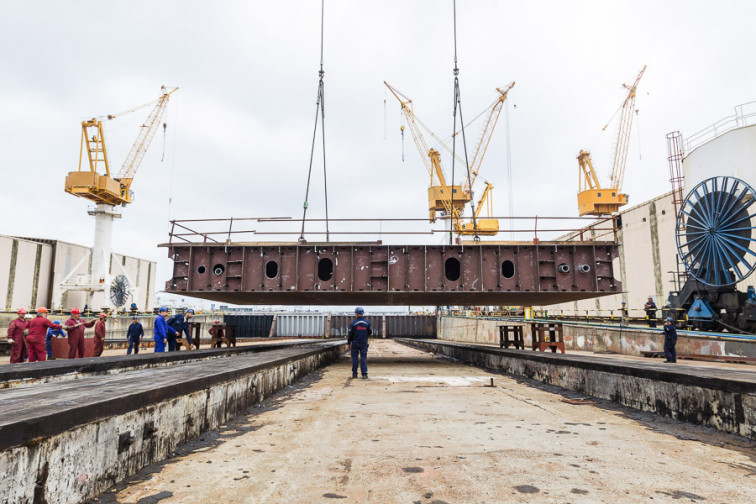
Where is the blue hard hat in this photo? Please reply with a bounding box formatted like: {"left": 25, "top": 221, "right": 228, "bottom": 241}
{"left": 185, "top": 308, "right": 195, "bottom": 314}
{"left": 355, "top": 307, "right": 364, "bottom": 315}
{"left": 53, "top": 320, "right": 60, "bottom": 324}
{"left": 159, "top": 306, "right": 169, "bottom": 312}
{"left": 666, "top": 316, "right": 674, "bottom": 322}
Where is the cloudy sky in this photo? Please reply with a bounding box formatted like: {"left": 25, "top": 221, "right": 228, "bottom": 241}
{"left": 1, "top": 1, "right": 754, "bottom": 307}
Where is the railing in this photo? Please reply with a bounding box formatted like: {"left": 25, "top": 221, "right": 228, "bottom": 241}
{"left": 166, "top": 215, "right": 618, "bottom": 245}
{"left": 683, "top": 101, "right": 756, "bottom": 155}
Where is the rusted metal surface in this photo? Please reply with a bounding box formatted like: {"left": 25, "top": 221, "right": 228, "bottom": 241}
{"left": 164, "top": 242, "right": 621, "bottom": 305}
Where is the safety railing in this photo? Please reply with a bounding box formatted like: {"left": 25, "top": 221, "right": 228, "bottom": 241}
{"left": 683, "top": 100, "right": 756, "bottom": 155}
{"left": 166, "top": 215, "right": 618, "bottom": 245}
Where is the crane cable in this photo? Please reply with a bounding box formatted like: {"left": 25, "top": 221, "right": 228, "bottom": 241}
{"left": 299, "top": 0, "right": 330, "bottom": 242}
{"left": 449, "top": 0, "right": 478, "bottom": 243}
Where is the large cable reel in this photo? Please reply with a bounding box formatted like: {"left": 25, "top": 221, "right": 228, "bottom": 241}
{"left": 676, "top": 176, "right": 756, "bottom": 286}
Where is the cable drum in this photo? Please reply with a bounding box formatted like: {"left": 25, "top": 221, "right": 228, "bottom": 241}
{"left": 676, "top": 176, "right": 756, "bottom": 286}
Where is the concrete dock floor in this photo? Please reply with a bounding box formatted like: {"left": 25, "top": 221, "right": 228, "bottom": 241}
{"left": 90, "top": 340, "right": 755, "bottom": 504}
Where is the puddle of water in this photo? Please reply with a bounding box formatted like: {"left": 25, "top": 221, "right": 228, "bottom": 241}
{"left": 379, "top": 376, "right": 493, "bottom": 386}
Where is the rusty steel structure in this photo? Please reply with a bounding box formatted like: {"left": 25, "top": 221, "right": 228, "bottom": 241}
{"left": 164, "top": 239, "right": 621, "bottom": 306}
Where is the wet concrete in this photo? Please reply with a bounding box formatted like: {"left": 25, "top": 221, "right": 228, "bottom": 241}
{"left": 91, "top": 340, "right": 755, "bottom": 504}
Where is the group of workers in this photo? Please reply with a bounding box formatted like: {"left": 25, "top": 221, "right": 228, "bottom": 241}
{"left": 8, "top": 307, "right": 109, "bottom": 363}
{"left": 7, "top": 305, "right": 202, "bottom": 363}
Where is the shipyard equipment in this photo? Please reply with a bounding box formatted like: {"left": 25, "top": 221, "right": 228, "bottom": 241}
{"left": 385, "top": 81, "right": 514, "bottom": 236}
{"left": 667, "top": 176, "right": 756, "bottom": 332}
{"left": 58, "top": 86, "right": 178, "bottom": 309}
{"left": 577, "top": 66, "right": 645, "bottom": 216}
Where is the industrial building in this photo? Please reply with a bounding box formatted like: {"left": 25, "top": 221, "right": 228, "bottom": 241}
{"left": 541, "top": 103, "right": 756, "bottom": 321}
{"left": 0, "top": 234, "right": 156, "bottom": 311}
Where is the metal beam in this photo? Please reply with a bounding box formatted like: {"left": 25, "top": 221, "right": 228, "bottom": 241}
{"left": 163, "top": 242, "right": 621, "bottom": 306}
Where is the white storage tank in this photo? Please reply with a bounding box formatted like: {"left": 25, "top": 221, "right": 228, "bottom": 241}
{"left": 682, "top": 102, "right": 756, "bottom": 194}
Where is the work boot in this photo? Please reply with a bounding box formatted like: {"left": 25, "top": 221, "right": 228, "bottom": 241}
{"left": 361, "top": 375, "right": 368, "bottom": 379}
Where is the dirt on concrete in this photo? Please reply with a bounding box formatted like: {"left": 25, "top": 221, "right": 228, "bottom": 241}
{"left": 90, "top": 340, "right": 755, "bottom": 504}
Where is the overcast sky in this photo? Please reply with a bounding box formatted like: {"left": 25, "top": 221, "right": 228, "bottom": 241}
{"left": 1, "top": 1, "right": 754, "bottom": 308}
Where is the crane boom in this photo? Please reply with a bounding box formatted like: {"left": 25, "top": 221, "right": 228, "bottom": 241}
{"left": 609, "top": 65, "right": 645, "bottom": 193}
{"left": 465, "top": 82, "right": 515, "bottom": 193}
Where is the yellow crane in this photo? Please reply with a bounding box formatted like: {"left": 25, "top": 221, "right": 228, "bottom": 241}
{"left": 577, "top": 66, "right": 645, "bottom": 216}
{"left": 385, "top": 81, "right": 514, "bottom": 236}
{"left": 58, "top": 86, "right": 177, "bottom": 309}
{"left": 65, "top": 86, "right": 178, "bottom": 206}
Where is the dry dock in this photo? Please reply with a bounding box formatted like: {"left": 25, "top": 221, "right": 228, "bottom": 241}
{"left": 87, "top": 340, "right": 754, "bottom": 504}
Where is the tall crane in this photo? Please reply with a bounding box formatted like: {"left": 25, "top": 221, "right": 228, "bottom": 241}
{"left": 577, "top": 66, "right": 645, "bottom": 216}
{"left": 57, "top": 86, "right": 178, "bottom": 309}
{"left": 385, "top": 81, "right": 514, "bottom": 236}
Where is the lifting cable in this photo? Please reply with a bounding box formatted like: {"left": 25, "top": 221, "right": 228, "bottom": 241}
{"left": 300, "top": 0, "right": 330, "bottom": 242}
{"left": 449, "top": 0, "right": 478, "bottom": 244}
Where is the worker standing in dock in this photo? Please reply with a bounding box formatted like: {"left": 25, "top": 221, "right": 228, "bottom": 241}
{"left": 8, "top": 309, "right": 29, "bottom": 364}
{"left": 348, "top": 307, "right": 373, "bottom": 379}
{"left": 126, "top": 316, "right": 144, "bottom": 354}
{"left": 64, "top": 308, "right": 96, "bottom": 359}
{"left": 26, "top": 308, "right": 63, "bottom": 362}
{"left": 45, "top": 320, "right": 65, "bottom": 360}
{"left": 93, "top": 312, "right": 108, "bottom": 357}
{"left": 644, "top": 296, "right": 658, "bottom": 328}
{"left": 167, "top": 308, "right": 194, "bottom": 350}
{"left": 663, "top": 317, "right": 678, "bottom": 363}
{"left": 619, "top": 301, "right": 628, "bottom": 327}
{"left": 154, "top": 307, "right": 177, "bottom": 353}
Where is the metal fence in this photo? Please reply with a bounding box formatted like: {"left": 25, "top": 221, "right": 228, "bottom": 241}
{"left": 224, "top": 314, "right": 273, "bottom": 338}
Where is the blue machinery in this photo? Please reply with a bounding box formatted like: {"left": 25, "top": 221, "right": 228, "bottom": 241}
{"left": 669, "top": 176, "right": 756, "bottom": 332}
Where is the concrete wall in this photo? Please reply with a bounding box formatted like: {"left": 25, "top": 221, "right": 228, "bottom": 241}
{"left": 0, "top": 236, "right": 157, "bottom": 311}
{"left": 402, "top": 339, "right": 756, "bottom": 440}
{"left": 0, "top": 344, "right": 342, "bottom": 504}
{"left": 0, "top": 236, "right": 54, "bottom": 311}
{"left": 437, "top": 316, "right": 756, "bottom": 358}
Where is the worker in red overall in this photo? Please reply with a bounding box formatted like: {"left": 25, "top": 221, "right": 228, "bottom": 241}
{"left": 26, "top": 308, "right": 62, "bottom": 362}
{"left": 65, "top": 307, "right": 96, "bottom": 359}
{"left": 8, "top": 308, "right": 29, "bottom": 363}
{"left": 93, "top": 312, "right": 108, "bottom": 357}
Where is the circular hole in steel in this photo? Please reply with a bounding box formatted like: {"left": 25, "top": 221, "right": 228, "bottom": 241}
{"left": 557, "top": 263, "right": 571, "bottom": 274}
{"left": 265, "top": 260, "right": 279, "bottom": 279}
{"left": 318, "top": 258, "right": 334, "bottom": 281}
{"left": 197, "top": 265, "right": 206, "bottom": 274}
{"left": 213, "top": 264, "right": 225, "bottom": 276}
{"left": 444, "top": 257, "right": 461, "bottom": 282}
{"left": 501, "top": 260, "right": 515, "bottom": 279}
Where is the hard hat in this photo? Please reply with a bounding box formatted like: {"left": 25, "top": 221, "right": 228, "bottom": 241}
{"left": 37, "top": 307, "right": 48, "bottom": 313}
{"left": 355, "top": 307, "right": 364, "bottom": 315}
{"left": 99, "top": 312, "right": 108, "bottom": 318}
{"left": 25, "top": 314, "right": 33, "bottom": 319}
{"left": 132, "top": 315, "right": 138, "bottom": 319}
{"left": 621, "top": 301, "right": 626, "bottom": 305}
{"left": 214, "top": 319, "right": 220, "bottom": 324}
{"left": 159, "top": 306, "right": 169, "bottom": 312}
{"left": 17, "top": 308, "right": 27, "bottom": 315}
{"left": 666, "top": 316, "right": 674, "bottom": 322}
{"left": 71, "top": 308, "right": 81, "bottom": 314}
{"left": 53, "top": 320, "right": 60, "bottom": 324}
{"left": 185, "top": 309, "right": 195, "bottom": 314}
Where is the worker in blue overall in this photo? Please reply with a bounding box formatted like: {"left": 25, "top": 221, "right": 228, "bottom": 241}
{"left": 154, "top": 307, "right": 178, "bottom": 353}
{"left": 663, "top": 316, "right": 678, "bottom": 363}
{"left": 45, "top": 320, "right": 65, "bottom": 360}
{"left": 126, "top": 316, "right": 144, "bottom": 355}
{"left": 347, "top": 307, "right": 373, "bottom": 379}
{"left": 167, "top": 308, "right": 195, "bottom": 350}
